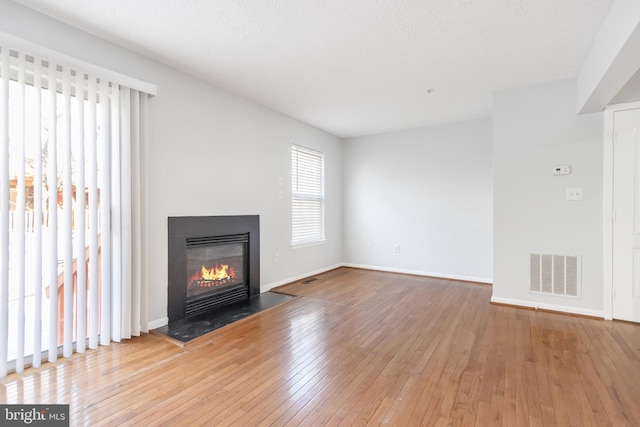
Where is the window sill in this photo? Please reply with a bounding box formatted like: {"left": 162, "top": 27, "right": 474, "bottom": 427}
{"left": 290, "top": 239, "right": 327, "bottom": 249}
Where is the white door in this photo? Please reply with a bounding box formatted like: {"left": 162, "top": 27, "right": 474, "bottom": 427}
{"left": 612, "top": 107, "right": 640, "bottom": 322}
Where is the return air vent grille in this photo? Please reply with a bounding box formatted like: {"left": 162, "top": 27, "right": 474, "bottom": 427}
{"left": 529, "top": 254, "right": 580, "bottom": 297}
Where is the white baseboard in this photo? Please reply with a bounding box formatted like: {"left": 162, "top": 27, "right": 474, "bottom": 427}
{"left": 148, "top": 317, "right": 168, "bottom": 330}
{"left": 490, "top": 296, "right": 604, "bottom": 318}
{"left": 342, "top": 263, "right": 493, "bottom": 284}
{"left": 261, "top": 263, "right": 344, "bottom": 292}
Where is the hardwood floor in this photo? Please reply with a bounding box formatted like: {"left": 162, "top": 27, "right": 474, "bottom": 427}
{"left": 2, "top": 267, "right": 640, "bottom": 426}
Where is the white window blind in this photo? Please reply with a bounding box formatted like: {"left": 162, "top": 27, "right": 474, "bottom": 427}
{"left": 0, "top": 36, "right": 154, "bottom": 377}
{"left": 291, "top": 145, "right": 325, "bottom": 245}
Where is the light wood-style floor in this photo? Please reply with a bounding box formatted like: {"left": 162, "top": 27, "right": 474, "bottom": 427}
{"left": 2, "top": 267, "right": 640, "bottom": 426}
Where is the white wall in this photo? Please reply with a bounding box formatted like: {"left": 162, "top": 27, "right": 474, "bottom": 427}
{"left": 493, "top": 79, "right": 604, "bottom": 316}
{"left": 0, "top": 0, "right": 343, "bottom": 326}
{"left": 342, "top": 118, "right": 493, "bottom": 282}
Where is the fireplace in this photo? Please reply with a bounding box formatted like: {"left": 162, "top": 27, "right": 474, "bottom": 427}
{"left": 168, "top": 216, "right": 260, "bottom": 323}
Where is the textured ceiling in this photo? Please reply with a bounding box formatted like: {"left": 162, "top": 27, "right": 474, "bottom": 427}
{"left": 12, "top": 0, "right": 613, "bottom": 138}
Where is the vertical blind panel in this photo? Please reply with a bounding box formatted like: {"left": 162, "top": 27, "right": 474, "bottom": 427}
{"left": 120, "top": 88, "right": 132, "bottom": 340}
{"left": 46, "top": 62, "right": 58, "bottom": 364}
{"left": 61, "top": 66, "right": 73, "bottom": 358}
{"left": 99, "top": 79, "right": 111, "bottom": 346}
{"left": 0, "top": 47, "right": 10, "bottom": 377}
{"left": 14, "top": 53, "right": 26, "bottom": 373}
{"left": 87, "top": 78, "right": 101, "bottom": 349}
{"left": 73, "top": 68, "right": 86, "bottom": 354}
{"left": 131, "top": 90, "right": 141, "bottom": 337}
{"left": 138, "top": 94, "right": 149, "bottom": 334}
{"left": 87, "top": 75, "right": 99, "bottom": 350}
{"left": 31, "top": 56, "right": 43, "bottom": 368}
{"left": 291, "top": 145, "right": 325, "bottom": 244}
{"left": 111, "top": 85, "right": 122, "bottom": 343}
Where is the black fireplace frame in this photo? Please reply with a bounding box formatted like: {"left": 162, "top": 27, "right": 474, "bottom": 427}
{"left": 168, "top": 215, "right": 260, "bottom": 323}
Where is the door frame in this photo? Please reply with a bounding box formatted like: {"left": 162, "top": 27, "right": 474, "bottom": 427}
{"left": 603, "top": 101, "right": 640, "bottom": 320}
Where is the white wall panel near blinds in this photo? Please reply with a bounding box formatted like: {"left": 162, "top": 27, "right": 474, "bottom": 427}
{"left": 291, "top": 144, "right": 325, "bottom": 245}
{"left": 0, "top": 32, "right": 156, "bottom": 377}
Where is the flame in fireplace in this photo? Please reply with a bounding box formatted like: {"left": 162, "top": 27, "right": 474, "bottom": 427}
{"left": 201, "top": 264, "right": 231, "bottom": 281}
{"left": 189, "top": 262, "right": 237, "bottom": 289}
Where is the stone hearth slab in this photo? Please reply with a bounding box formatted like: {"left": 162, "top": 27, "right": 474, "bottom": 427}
{"left": 152, "top": 291, "right": 296, "bottom": 345}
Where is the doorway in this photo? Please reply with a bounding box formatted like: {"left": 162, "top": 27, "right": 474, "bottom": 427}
{"left": 605, "top": 102, "right": 640, "bottom": 321}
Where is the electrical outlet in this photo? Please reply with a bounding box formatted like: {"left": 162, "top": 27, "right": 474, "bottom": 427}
{"left": 366, "top": 243, "right": 373, "bottom": 251}
{"left": 274, "top": 253, "right": 280, "bottom": 263}
{"left": 566, "top": 188, "right": 583, "bottom": 201}
{"left": 393, "top": 244, "right": 400, "bottom": 253}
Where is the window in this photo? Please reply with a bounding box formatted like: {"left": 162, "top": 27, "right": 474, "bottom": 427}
{"left": 291, "top": 145, "right": 325, "bottom": 245}
{"left": 0, "top": 37, "right": 154, "bottom": 377}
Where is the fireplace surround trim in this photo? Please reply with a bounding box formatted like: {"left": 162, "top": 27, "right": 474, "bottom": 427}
{"left": 168, "top": 215, "right": 260, "bottom": 323}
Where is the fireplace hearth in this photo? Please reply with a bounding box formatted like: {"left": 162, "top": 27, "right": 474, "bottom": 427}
{"left": 167, "top": 215, "right": 260, "bottom": 323}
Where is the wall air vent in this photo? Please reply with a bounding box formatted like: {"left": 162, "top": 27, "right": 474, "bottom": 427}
{"left": 529, "top": 253, "right": 580, "bottom": 297}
